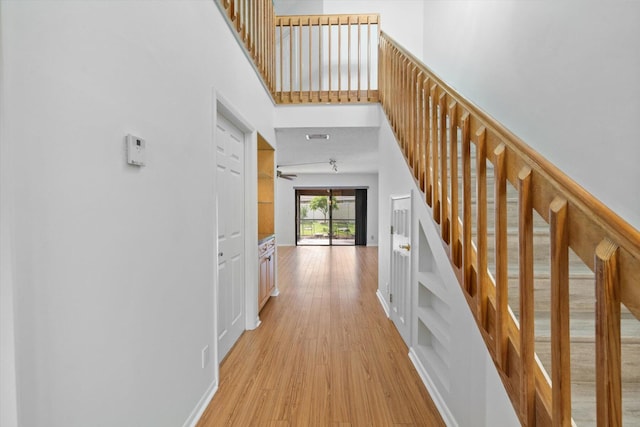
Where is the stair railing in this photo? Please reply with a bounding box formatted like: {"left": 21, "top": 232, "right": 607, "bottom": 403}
{"left": 379, "top": 31, "right": 640, "bottom": 426}
{"left": 217, "top": 1, "right": 379, "bottom": 105}
{"left": 274, "top": 14, "right": 380, "bottom": 104}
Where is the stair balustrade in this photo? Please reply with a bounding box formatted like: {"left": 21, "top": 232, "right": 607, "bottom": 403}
{"left": 379, "top": 31, "right": 640, "bottom": 426}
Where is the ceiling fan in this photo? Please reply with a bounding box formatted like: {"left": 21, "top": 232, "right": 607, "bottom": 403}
{"left": 276, "top": 159, "right": 338, "bottom": 180}
{"left": 276, "top": 170, "right": 297, "bottom": 180}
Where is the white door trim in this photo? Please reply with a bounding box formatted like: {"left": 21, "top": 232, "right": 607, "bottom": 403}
{"left": 211, "top": 90, "right": 259, "bottom": 380}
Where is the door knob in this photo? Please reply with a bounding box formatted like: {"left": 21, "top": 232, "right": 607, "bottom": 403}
{"left": 399, "top": 244, "right": 411, "bottom": 251}
{"left": 219, "top": 252, "right": 224, "bottom": 257}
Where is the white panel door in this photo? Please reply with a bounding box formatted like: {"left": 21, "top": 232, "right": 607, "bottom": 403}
{"left": 390, "top": 194, "right": 412, "bottom": 345}
{"left": 216, "top": 113, "right": 245, "bottom": 361}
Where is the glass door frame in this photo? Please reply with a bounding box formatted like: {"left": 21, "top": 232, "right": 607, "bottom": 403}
{"left": 295, "top": 188, "right": 356, "bottom": 246}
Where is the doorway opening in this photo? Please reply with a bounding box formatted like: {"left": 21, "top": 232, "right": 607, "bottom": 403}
{"left": 295, "top": 188, "right": 367, "bottom": 246}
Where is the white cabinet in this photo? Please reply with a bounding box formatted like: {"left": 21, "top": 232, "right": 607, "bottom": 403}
{"left": 258, "top": 236, "right": 275, "bottom": 311}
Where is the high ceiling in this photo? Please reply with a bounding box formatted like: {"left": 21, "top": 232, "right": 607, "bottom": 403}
{"left": 275, "top": 127, "right": 379, "bottom": 175}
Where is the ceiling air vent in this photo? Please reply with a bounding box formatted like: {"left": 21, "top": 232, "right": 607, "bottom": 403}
{"left": 305, "top": 134, "right": 330, "bottom": 141}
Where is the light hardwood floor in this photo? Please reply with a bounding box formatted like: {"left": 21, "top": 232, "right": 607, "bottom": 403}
{"left": 197, "top": 245, "right": 445, "bottom": 426}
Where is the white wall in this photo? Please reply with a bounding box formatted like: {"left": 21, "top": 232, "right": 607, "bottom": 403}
{"left": 378, "top": 110, "right": 519, "bottom": 426}
{"left": 276, "top": 173, "right": 378, "bottom": 246}
{"left": 0, "top": 2, "right": 274, "bottom": 426}
{"left": 422, "top": 1, "right": 640, "bottom": 229}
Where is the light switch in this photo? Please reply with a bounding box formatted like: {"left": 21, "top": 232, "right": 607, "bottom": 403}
{"left": 126, "top": 134, "right": 146, "bottom": 166}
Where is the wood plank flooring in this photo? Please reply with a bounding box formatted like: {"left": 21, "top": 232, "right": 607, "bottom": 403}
{"left": 197, "top": 246, "right": 445, "bottom": 426}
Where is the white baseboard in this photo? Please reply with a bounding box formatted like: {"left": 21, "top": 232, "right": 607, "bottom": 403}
{"left": 183, "top": 381, "right": 218, "bottom": 427}
{"left": 408, "top": 348, "right": 458, "bottom": 427}
{"left": 376, "top": 289, "right": 390, "bottom": 317}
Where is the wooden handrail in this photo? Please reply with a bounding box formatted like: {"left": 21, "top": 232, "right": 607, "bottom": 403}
{"left": 379, "top": 31, "right": 640, "bottom": 426}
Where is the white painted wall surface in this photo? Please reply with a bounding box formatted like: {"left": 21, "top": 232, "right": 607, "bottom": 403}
{"left": 422, "top": 1, "right": 640, "bottom": 229}
{"left": 378, "top": 110, "right": 519, "bottom": 426}
{"left": 275, "top": 173, "right": 378, "bottom": 246}
{"left": 274, "top": 104, "right": 380, "bottom": 129}
{"left": 0, "top": 2, "right": 274, "bottom": 426}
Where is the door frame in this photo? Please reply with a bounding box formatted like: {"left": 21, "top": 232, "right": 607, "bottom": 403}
{"left": 212, "top": 91, "right": 260, "bottom": 378}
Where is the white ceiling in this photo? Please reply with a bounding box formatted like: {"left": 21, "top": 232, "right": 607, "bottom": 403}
{"left": 275, "top": 127, "right": 379, "bottom": 175}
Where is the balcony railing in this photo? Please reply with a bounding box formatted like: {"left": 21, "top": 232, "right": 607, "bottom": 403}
{"left": 274, "top": 14, "right": 379, "bottom": 104}
{"left": 217, "top": 1, "right": 379, "bottom": 104}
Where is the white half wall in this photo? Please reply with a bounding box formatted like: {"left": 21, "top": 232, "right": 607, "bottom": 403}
{"left": 276, "top": 173, "right": 378, "bottom": 246}
{"left": 422, "top": 1, "right": 640, "bottom": 229}
{"left": 0, "top": 2, "right": 274, "bottom": 426}
{"left": 378, "top": 108, "right": 519, "bottom": 426}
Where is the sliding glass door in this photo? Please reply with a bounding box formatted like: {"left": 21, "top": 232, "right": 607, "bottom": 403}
{"left": 296, "top": 189, "right": 364, "bottom": 246}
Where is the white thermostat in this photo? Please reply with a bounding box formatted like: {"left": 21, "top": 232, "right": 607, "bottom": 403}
{"left": 126, "top": 134, "right": 146, "bottom": 166}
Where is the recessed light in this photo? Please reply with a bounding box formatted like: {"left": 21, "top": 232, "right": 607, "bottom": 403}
{"left": 305, "top": 134, "right": 330, "bottom": 141}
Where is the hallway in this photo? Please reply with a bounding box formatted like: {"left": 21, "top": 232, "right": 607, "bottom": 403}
{"left": 197, "top": 246, "right": 444, "bottom": 426}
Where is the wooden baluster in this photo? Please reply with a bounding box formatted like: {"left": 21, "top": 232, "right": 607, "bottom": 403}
{"left": 431, "top": 85, "right": 440, "bottom": 224}
{"left": 398, "top": 57, "right": 407, "bottom": 153}
{"left": 367, "top": 16, "right": 371, "bottom": 101}
{"left": 518, "top": 166, "right": 535, "bottom": 427}
{"left": 246, "top": 1, "right": 251, "bottom": 54}
{"left": 239, "top": 0, "right": 245, "bottom": 41}
{"left": 406, "top": 66, "right": 412, "bottom": 166}
{"left": 230, "top": 0, "right": 236, "bottom": 28}
{"left": 550, "top": 196, "right": 571, "bottom": 427}
{"left": 357, "top": 16, "right": 361, "bottom": 101}
{"left": 461, "top": 113, "right": 472, "bottom": 294}
{"left": 318, "top": 19, "right": 322, "bottom": 100}
{"left": 257, "top": 0, "right": 261, "bottom": 69}
{"left": 279, "top": 21, "right": 283, "bottom": 98}
{"left": 439, "top": 93, "right": 448, "bottom": 241}
{"left": 348, "top": 16, "right": 352, "bottom": 102}
{"left": 449, "top": 102, "right": 460, "bottom": 266}
{"left": 289, "top": 20, "right": 293, "bottom": 102}
{"left": 298, "top": 18, "right": 302, "bottom": 100}
{"left": 494, "top": 143, "right": 508, "bottom": 369}
{"left": 398, "top": 50, "right": 401, "bottom": 136}
{"left": 409, "top": 66, "right": 415, "bottom": 168}
{"left": 415, "top": 69, "right": 420, "bottom": 175}
{"left": 271, "top": 7, "right": 274, "bottom": 88}
{"left": 390, "top": 48, "right": 395, "bottom": 131}
{"left": 595, "top": 238, "right": 622, "bottom": 427}
{"left": 254, "top": 0, "right": 258, "bottom": 65}
{"left": 405, "top": 65, "right": 411, "bottom": 162}
{"left": 308, "top": 17, "right": 312, "bottom": 101}
{"left": 328, "top": 20, "right": 332, "bottom": 101}
{"left": 338, "top": 19, "right": 342, "bottom": 102}
{"left": 417, "top": 74, "right": 425, "bottom": 190}
{"left": 424, "top": 78, "right": 432, "bottom": 205}
{"left": 476, "top": 127, "right": 487, "bottom": 325}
